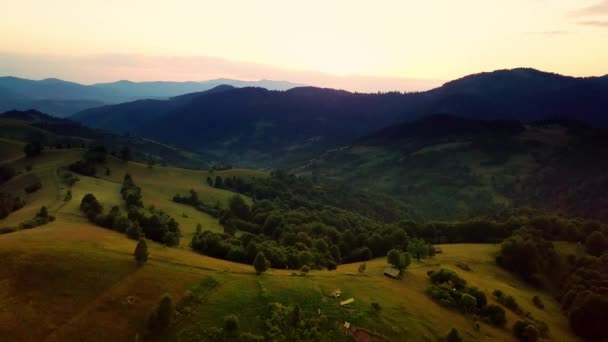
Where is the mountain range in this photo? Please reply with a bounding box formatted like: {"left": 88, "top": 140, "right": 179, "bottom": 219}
{"left": 0, "top": 76, "right": 303, "bottom": 117}
{"left": 71, "top": 68, "right": 608, "bottom": 167}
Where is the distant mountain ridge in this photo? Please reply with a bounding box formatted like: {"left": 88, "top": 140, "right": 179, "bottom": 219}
{"left": 71, "top": 68, "right": 608, "bottom": 168}
{"left": 0, "top": 76, "right": 304, "bottom": 117}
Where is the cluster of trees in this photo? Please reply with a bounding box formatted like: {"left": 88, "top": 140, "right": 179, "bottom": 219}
{"left": 19, "top": 206, "right": 55, "bottom": 229}
{"left": 69, "top": 145, "right": 108, "bottom": 176}
{"left": 121, "top": 174, "right": 142, "bottom": 207}
{"left": 492, "top": 290, "right": 549, "bottom": 340}
{"left": 79, "top": 192, "right": 180, "bottom": 246}
{"left": 496, "top": 228, "right": 561, "bottom": 287}
{"left": 0, "top": 192, "right": 25, "bottom": 220}
{"left": 24, "top": 141, "right": 43, "bottom": 158}
{"left": 494, "top": 216, "right": 608, "bottom": 341}
{"left": 427, "top": 269, "right": 506, "bottom": 327}
{"left": 192, "top": 172, "right": 567, "bottom": 270}
{"left": 198, "top": 303, "right": 334, "bottom": 341}
{"left": 173, "top": 189, "right": 221, "bottom": 217}
{"left": 559, "top": 254, "right": 608, "bottom": 341}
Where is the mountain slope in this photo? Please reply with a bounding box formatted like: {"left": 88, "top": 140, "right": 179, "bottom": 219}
{"left": 0, "top": 143, "right": 577, "bottom": 341}
{"left": 297, "top": 114, "right": 608, "bottom": 220}
{"left": 71, "top": 68, "right": 608, "bottom": 168}
{"left": 0, "top": 110, "right": 217, "bottom": 168}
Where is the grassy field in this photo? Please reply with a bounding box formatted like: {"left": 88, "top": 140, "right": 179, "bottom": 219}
{"left": 0, "top": 143, "right": 579, "bottom": 341}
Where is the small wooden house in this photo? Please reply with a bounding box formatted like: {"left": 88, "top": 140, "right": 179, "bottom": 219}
{"left": 329, "top": 289, "right": 342, "bottom": 298}
{"left": 383, "top": 266, "right": 401, "bottom": 279}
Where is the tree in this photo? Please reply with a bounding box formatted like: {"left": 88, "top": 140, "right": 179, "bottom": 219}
{"left": 214, "top": 176, "right": 224, "bottom": 188}
{"left": 24, "top": 142, "right": 42, "bottom": 158}
{"left": 408, "top": 238, "right": 429, "bottom": 261}
{"left": 206, "top": 176, "right": 214, "bottom": 186}
{"left": 134, "top": 238, "right": 149, "bottom": 266}
{"left": 387, "top": 249, "right": 411, "bottom": 271}
{"left": 148, "top": 294, "right": 173, "bottom": 333}
{"left": 254, "top": 251, "right": 269, "bottom": 274}
{"left": 223, "top": 315, "right": 239, "bottom": 337}
{"left": 229, "top": 195, "right": 250, "bottom": 220}
{"left": 358, "top": 262, "right": 367, "bottom": 273}
{"left": 446, "top": 328, "right": 462, "bottom": 342}
{"left": 460, "top": 293, "right": 477, "bottom": 313}
{"left": 387, "top": 249, "right": 401, "bottom": 268}
{"left": 585, "top": 231, "right": 608, "bottom": 257}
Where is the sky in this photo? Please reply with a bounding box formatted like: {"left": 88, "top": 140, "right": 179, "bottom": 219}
{"left": 1, "top": 0, "right": 607, "bottom": 92}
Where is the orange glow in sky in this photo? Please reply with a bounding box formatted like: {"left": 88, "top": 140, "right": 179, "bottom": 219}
{"left": 1, "top": 0, "right": 607, "bottom": 91}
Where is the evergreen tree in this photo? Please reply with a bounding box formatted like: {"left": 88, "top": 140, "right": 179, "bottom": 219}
{"left": 148, "top": 294, "right": 173, "bottom": 333}
{"left": 253, "top": 251, "right": 269, "bottom": 274}
{"left": 446, "top": 328, "right": 462, "bottom": 342}
{"left": 134, "top": 238, "right": 149, "bottom": 266}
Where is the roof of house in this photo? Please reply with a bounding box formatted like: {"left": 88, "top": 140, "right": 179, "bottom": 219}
{"left": 384, "top": 266, "right": 401, "bottom": 277}
{"left": 340, "top": 298, "right": 355, "bottom": 306}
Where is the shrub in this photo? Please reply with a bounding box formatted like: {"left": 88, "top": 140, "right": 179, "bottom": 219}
{"left": 459, "top": 293, "right": 477, "bottom": 313}
{"left": 358, "top": 263, "right": 367, "bottom": 273}
{"left": 429, "top": 268, "right": 467, "bottom": 290}
{"left": 64, "top": 190, "right": 72, "bottom": 202}
{"left": 19, "top": 206, "right": 55, "bottom": 229}
{"left": 464, "top": 286, "right": 487, "bottom": 308}
{"left": 480, "top": 304, "right": 506, "bottom": 326}
{"left": 513, "top": 320, "right": 540, "bottom": 342}
{"left": 300, "top": 265, "right": 310, "bottom": 275}
{"left": 532, "top": 295, "right": 544, "bottom": 309}
{"left": 428, "top": 284, "right": 457, "bottom": 307}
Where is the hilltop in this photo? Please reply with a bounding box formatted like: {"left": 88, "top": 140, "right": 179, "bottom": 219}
{"left": 70, "top": 68, "right": 608, "bottom": 168}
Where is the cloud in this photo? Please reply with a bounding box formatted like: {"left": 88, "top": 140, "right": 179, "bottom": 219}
{"left": 578, "top": 20, "right": 608, "bottom": 27}
{"left": 0, "top": 52, "right": 443, "bottom": 93}
{"left": 572, "top": 1, "right": 608, "bottom": 16}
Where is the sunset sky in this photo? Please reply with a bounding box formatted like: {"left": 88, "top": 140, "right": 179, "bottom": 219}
{"left": 1, "top": 0, "right": 608, "bottom": 91}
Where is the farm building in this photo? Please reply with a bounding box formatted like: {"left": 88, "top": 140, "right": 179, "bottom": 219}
{"left": 383, "top": 266, "right": 401, "bottom": 279}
